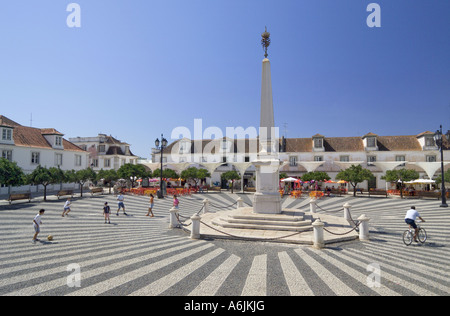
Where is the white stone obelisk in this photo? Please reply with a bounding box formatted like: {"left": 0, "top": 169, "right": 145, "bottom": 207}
{"left": 253, "top": 28, "right": 282, "bottom": 215}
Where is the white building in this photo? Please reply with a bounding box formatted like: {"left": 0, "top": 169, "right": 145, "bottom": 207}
{"left": 69, "top": 134, "right": 139, "bottom": 171}
{"left": 151, "top": 131, "right": 449, "bottom": 190}
{"left": 0, "top": 115, "right": 89, "bottom": 174}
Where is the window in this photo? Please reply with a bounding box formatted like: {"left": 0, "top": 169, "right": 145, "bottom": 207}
{"left": 395, "top": 155, "right": 406, "bottom": 167}
{"left": 2, "top": 150, "right": 12, "bottom": 161}
{"left": 367, "top": 156, "right": 376, "bottom": 166}
{"left": 104, "top": 158, "right": 110, "bottom": 168}
{"left": 55, "top": 136, "right": 62, "bottom": 147}
{"left": 340, "top": 156, "right": 350, "bottom": 162}
{"left": 426, "top": 155, "right": 436, "bottom": 162}
{"left": 244, "top": 156, "right": 250, "bottom": 162}
{"left": 289, "top": 156, "right": 298, "bottom": 167}
{"left": 92, "top": 159, "right": 99, "bottom": 167}
{"left": 31, "top": 152, "right": 40, "bottom": 164}
{"left": 98, "top": 145, "right": 105, "bottom": 152}
{"left": 314, "top": 156, "right": 323, "bottom": 162}
{"left": 425, "top": 137, "right": 435, "bottom": 147}
{"left": 367, "top": 137, "right": 376, "bottom": 147}
{"left": 2, "top": 128, "right": 12, "bottom": 141}
{"left": 202, "top": 156, "right": 207, "bottom": 163}
{"left": 55, "top": 153, "right": 63, "bottom": 166}
{"left": 75, "top": 155, "right": 82, "bottom": 167}
{"left": 314, "top": 138, "right": 323, "bottom": 148}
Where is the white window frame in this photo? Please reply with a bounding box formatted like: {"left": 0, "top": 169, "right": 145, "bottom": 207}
{"left": 31, "top": 152, "right": 40, "bottom": 165}
{"left": 55, "top": 153, "right": 63, "bottom": 166}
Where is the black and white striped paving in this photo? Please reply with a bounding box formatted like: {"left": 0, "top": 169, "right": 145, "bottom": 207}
{"left": 0, "top": 193, "right": 449, "bottom": 296}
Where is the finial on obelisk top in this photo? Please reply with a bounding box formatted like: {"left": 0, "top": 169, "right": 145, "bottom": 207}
{"left": 261, "top": 26, "right": 271, "bottom": 58}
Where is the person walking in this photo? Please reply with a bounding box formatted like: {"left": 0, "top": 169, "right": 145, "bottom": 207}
{"left": 173, "top": 195, "right": 179, "bottom": 210}
{"left": 116, "top": 193, "right": 127, "bottom": 216}
{"left": 103, "top": 202, "right": 111, "bottom": 224}
{"left": 62, "top": 198, "right": 71, "bottom": 217}
{"left": 146, "top": 194, "right": 155, "bottom": 217}
{"left": 33, "top": 209, "right": 45, "bottom": 243}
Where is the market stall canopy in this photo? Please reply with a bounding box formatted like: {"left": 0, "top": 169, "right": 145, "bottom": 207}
{"left": 405, "top": 179, "right": 436, "bottom": 184}
{"left": 281, "top": 177, "right": 300, "bottom": 182}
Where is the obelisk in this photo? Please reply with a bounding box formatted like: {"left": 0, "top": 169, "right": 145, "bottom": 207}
{"left": 253, "top": 27, "right": 282, "bottom": 215}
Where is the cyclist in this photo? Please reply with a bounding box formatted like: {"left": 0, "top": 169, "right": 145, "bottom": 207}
{"left": 405, "top": 206, "right": 425, "bottom": 242}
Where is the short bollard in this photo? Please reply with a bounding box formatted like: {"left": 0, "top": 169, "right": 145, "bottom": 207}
{"left": 169, "top": 207, "right": 179, "bottom": 229}
{"left": 357, "top": 214, "right": 371, "bottom": 241}
{"left": 202, "top": 199, "right": 210, "bottom": 214}
{"left": 237, "top": 197, "right": 244, "bottom": 208}
{"left": 343, "top": 202, "right": 353, "bottom": 226}
{"left": 312, "top": 218, "right": 325, "bottom": 249}
{"left": 190, "top": 214, "right": 201, "bottom": 239}
{"left": 309, "top": 199, "right": 317, "bottom": 214}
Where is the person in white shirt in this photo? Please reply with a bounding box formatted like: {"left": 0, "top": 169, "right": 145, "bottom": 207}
{"left": 33, "top": 209, "right": 45, "bottom": 242}
{"left": 405, "top": 206, "right": 425, "bottom": 242}
{"left": 62, "top": 198, "right": 71, "bottom": 217}
{"left": 117, "top": 193, "right": 127, "bottom": 216}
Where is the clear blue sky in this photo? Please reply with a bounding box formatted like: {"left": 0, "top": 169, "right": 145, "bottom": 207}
{"left": 1, "top": 0, "right": 449, "bottom": 159}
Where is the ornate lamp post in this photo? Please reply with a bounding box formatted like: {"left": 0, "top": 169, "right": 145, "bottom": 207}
{"left": 434, "top": 125, "right": 448, "bottom": 207}
{"left": 155, "top": 135, "right": 168, "bottom": 198}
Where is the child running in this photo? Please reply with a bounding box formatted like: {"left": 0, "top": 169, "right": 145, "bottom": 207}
{"left": 62, "top": 198, "right": 71, "bottom": 217}
{"left": 146, "top": 194, "right": 155, "bottom": 217}
{"left": 103, "top": 202, "right": 111, "bottom": 224}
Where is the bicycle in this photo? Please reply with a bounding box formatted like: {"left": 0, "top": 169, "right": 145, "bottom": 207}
{"left": 402, "top": 220, "right": 427, "bottom": 246}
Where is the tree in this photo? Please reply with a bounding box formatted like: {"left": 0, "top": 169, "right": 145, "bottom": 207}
{"left": 27, "top": 165, "right": 63, "bottom": 201}
{"left": 152, "top": 168, "right": 179, "bottom": 180}
{"left": 0, "top": 158, "right": 25, "bottom": 192}
{"left": 301, "top": 171, "right": 331, "bottom": 183}
{"left": 435, "top": 169, "right": 450, "bottom": 184}
{"left": 382, "top": 169, "right": 419, "bottom": 199}
{"left": 118, "top": 163, "right": 150, "bottom": 187}
{"left": 97, "top": 169, "right": 118, "bottom": 194}
{"left": 180, "top": 167, "right": 211, "bottom": 186}
{"left": 74, "top": 168, "right": 97, "bottom": 197}
{"left": 336, "top": 165, "right": 374, "bottom": 197}
{"left": 221, "top": 170, "right": 240, "bottom": 193}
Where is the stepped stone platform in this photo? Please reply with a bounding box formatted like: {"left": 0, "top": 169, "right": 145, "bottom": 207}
{"left": 185, "top": 207, "right": 359, "bottom": 245}
{"left": 212, "top": 207, "right": 313, "bottom": 232}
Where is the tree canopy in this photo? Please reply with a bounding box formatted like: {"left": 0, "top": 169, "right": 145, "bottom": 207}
{"left": 0, "top": 158, "right": 25, "bottom": 188}
{"left": 381, "top": 168, "right": 420, "bottom": 198}
{"left": 336, "top": 165, "right": 374, "bottom": 196}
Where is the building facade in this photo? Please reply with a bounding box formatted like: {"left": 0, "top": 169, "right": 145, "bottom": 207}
{"left": 69, "top": 134, "right": 139, "bottom": 171}
{"left": 0, "top": 115, "right": 89, "bottom": 174}
{"left": 152, "top": 131, "right": 449, "bottom": 190}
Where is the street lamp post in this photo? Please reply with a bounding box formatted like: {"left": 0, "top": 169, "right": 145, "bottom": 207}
{"left": 155, "top": 134, "right": 168, "bottom": 198}
{"left": 434, "top": 125, "right": 448, "bottom": 207}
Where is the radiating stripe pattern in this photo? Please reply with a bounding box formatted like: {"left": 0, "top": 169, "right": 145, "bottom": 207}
{"left": 0, "top": 193, "right": 449, "bottom": 296}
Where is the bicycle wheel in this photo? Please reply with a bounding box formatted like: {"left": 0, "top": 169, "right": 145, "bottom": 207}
{"left": 418, "top": 228, "right": 427, "bottom": 244}
{"left": 403, "top": 230, "right": 413, "bottom": 246}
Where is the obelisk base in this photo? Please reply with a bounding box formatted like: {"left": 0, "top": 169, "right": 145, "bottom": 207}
{"left": 252, "top": 158, "right": 282, "bottom": 215}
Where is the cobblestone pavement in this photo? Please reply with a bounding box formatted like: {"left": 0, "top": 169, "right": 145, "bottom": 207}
{"left": 0, "top": 192, "right": 449, "bottom": 296}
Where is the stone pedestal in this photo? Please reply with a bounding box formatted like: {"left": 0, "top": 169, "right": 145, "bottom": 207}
{"left": 252, "top": 158, "right": 282, "bottom": 214}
